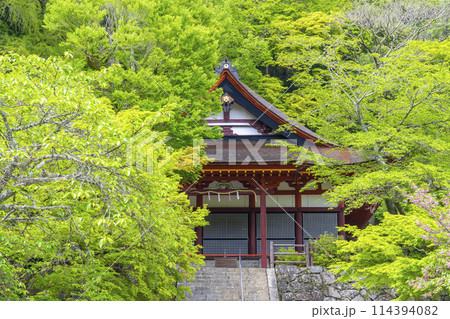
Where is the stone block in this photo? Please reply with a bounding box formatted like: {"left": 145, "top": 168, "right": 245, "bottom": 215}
{"left": 294, "top": 292, "right": 311, "bottom": 301}
{"left": 326, "top": 287, "right": 341, "bottom": 299}
{"left": 352, "top": 295, "right": 365, "bottom": 301}
{"left": 341, "top": 289, "right": 360, "bottom": 300}
{"left": 310, "top": 290, "right": 326, "bottom": 301}
{"left": 277, "top": 281, "right": 289, "bottom": 292}
{"left": 298, "top": 274, "right": 311, "bottom": 283}
{"left": 309, "top": 274, "right": 322, "bottom": 285}
{"left": 283, "top": 292, "right": 295, "bottom": 301}
{"left": 335, "top": 282, "right": 345, "bottom": 290}
{"left": 308, "top": 266, "right": 324, "bottom": 274}
{"left": 321, "top": 271, "right": 336, "bottom": 285}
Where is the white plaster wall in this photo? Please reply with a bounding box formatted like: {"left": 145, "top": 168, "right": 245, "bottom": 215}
{"left": 189, "top": 196, "right": 196, "bottom": 206}
{"left": 255, "top": 195, "right": 295, "bottom": 208}
{"left": 208, "top": 122, "right": 250, "bottom": 126}
{"left": 206, "top": 181, "right": 244, "bottom": 189}
{"left": 192, "top": 193, "right": 334, "bottom": 208}
{"left": 301, "top": 194, "right": 335, "bottom": 207}
{"left": 194, "top": 194, "right": 296, "bottom": 208}
{"left": 230, "top": 104, "right": 256, "bottom": 120}
{"left": 278, "top": 182, "right": 295, "bottom": 190}
{"left": 231, "top": 126, "right": 261, "bottom": 135}
{"left": 203, "top": 194, "right": 249, "bottom": 207}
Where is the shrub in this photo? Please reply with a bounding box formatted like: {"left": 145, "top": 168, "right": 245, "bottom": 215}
{"left": 311, "top": 232, "right": 347, "bottom": 268}
{"left": 276, "top": 247, "right": 306, "bottom": 266}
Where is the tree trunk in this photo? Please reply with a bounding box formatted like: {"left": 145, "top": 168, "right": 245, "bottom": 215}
{"left": 384, "top": 198, "right": 404, "bottom": 215}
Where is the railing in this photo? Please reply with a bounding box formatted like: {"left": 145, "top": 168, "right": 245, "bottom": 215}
{"left": 269, "top": 241, "right": 314, "bottom": 268}
{"left": 239, "top": 249, "right": 244, "bottom": 301}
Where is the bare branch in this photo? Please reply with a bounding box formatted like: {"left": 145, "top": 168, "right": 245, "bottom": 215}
{"left": 345, "top": 0, "right": 450, "bottom": 58}
{"left": 0, "top": 204, "right": 70, "bottom": 211}
{"left": 0, "top": 106, "right": 18, "bottom": 149}
{"left": 10, "top": 111, "right": 81, "bottom": 132}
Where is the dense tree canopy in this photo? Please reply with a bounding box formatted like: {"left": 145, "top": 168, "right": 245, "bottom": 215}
{"left": 268, "top": 0, "right": 449, "bottom": 299}
{"left": 273, "top": 0, "right": 449, "bottom": 214}
{"left": 0, "top": 53, "right": 208, "bottom": 300}
{"left": 0, "top": 0, "right": 449, "bottom": 301}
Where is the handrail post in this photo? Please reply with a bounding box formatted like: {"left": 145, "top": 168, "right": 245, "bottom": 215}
{"left": 269, "top": 241, "right": 274, "bottom": 268}
{"left": 239, "top": 249, "right": 244, "bottom": 301}
{"left": 271, "top": 242, "right": 312, "bottom": 267}
{"left": 305, "top": 241, "right": 311, "bottom": 267}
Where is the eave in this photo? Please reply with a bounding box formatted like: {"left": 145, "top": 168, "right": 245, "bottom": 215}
{"left": 210, "top": 69, "right": 333, "bottom": 147}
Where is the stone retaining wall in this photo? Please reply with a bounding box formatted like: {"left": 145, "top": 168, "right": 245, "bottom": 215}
{"left": 275, "top": 265, "right": 396, "bottom": 301}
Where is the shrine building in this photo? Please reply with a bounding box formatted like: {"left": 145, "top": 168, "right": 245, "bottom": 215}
{"left": 185, "top": 59, "right": 373, "bottom": 268}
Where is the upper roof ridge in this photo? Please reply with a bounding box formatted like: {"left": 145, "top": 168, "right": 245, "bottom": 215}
{"left": 215, "top": 57, "right": 240, "bottom": 80}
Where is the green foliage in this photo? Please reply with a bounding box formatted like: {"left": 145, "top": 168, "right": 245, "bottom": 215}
{"left": 403, "top": 187, "right": 450, "bottom": 299}
{"left": 0, "top": 0, "right": 64, "bottom": 57}
{"left": 303, "top": 39, "right": 449, "bottom": 213}
{"left": 276, "top": 247, "right": 306, "bottom": 264}
{"left": 0, "top": 0, "right": 448, "bottom": 302}
{"left": 312, "top": 232, "right": 347, "bottom": 268}
{"left": 334, "top": 211, "right": 436, "bottom": 300}
{"left": 0, "top": 0, "right": 42, "bottom": 34}
{"left": 268, "top": 0, "right": 450, "bottom": 300}
{"left": 0, "top": 252, "right": 27, "bottom": 301}
{"left": 275, "top": 233, "right": 347, "bottom": 269}
{"left": 275, "top": 10, "right": 450, "bottom": 213}
{"left": 0, "top": 53, "right": 209, "bottom": 300}
{"left": 42, "top": 0, "right": 224, "bottom": 148}
{"left": 272, "top": 1, "right": 449, "bottom": 215}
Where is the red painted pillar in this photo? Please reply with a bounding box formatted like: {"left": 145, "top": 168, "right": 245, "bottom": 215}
{"left": 295, "top": 210, "right": 303, "bottom": 252}
{"left": 249, "top": 194, "right": 256, "bottom": 254}
{"left": 295, "top": 185, "right": 303, "bottom": 252}
{"left": 260, "top": 190, "right": 267, "bottom": 268}
{"left": 338, "top": 201, "right": 346, "bottom": 239}
{"left": 195, "top": 195, "right": 203, "bottom": 253}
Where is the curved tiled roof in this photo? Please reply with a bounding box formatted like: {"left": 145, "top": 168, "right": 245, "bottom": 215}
{"left": 209, "top": 60, "right": 364, "bottom": 165}
{"left": 237, "top": 80, "right": 323, "bottom": 141}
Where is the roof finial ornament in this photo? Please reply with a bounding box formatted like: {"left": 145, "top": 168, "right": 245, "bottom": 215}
{"left": 215, "top": 57, "right": 240, "bottom": 79}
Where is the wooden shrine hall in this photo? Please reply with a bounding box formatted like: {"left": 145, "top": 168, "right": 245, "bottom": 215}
{"left": 185, "top": 59, "right": 372, "bottom": 268}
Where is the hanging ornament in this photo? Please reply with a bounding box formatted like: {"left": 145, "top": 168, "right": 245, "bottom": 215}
{"left": 237, "top": 191, "right": 239, "bottom": 200}
{"left": 218, "top": 193, "right": 221, "bottom": 202}
{"left": 208, "top": 192, "right": 211, "bottom": 201}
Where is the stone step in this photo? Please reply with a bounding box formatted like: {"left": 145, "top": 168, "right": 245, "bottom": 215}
{"left": 179, "top": 267, "right": 273, "bottom": 301}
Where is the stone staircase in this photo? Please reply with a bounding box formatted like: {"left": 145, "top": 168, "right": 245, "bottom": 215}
{"left": 179, "top": 267, "right": 277, "bottom": 301}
